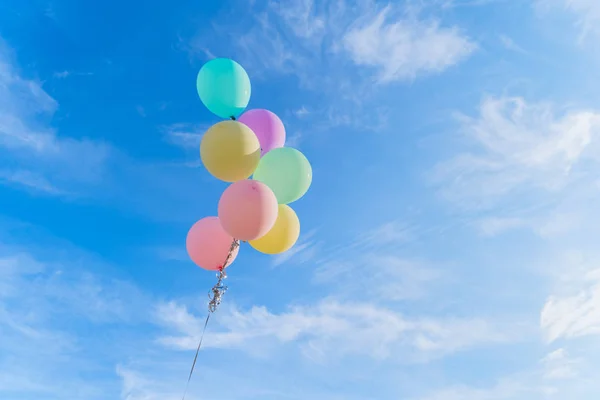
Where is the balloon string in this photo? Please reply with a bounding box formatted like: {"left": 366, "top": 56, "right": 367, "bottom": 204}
{"left": 180, "top": 239, "right": 240, "bottom": 400}
{"left": 181, "top": 312, "right": 211, "bottom": 400}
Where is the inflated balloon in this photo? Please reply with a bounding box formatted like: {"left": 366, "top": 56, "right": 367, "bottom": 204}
{"left": 186, "top": 217, "right": 239, "bottom": 271}
{"left": 200, "top": 120, "right": 261, "bottom": 182}
{"left": 252, "top": 147, "right": 312, "bottom": 204}
{"left": 196, "top": 58, "right": 251, "bottom": 119}
{"left": 249, "top": 204, "right": 300, "bottom": 254}
{"left": 238, "top": 109, "right": 286, "bottom": 156}
{"left": 218, "top": 180, "right": 278, "bottom": 241}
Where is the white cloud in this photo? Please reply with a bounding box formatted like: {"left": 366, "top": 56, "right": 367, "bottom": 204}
{"left": 314, "top": 255, "right": 441, "bottom": 302}
{"left": 0, "top": 38, "right": 111, "bottom": 195}
{"left": 541, "top": 268, "right": 600, "bottom": 343}
{"left": 537, "top": 0, "right": 600, "bottom": 42}
{"left": 156, "top": 299, "right": 517, "bottom": 363}
{"left": 231, "top": 1, "right": 475, "bottom": 84}
{"left": 0, "top": 169, "right": 66, "bottom": 196}
{"left": 535, "top": 212, "right": 582, "bottom": 238}
{"left": 233, "top": 10, "right": 298, "bottom": 77}
{"left": 4, "top": 222, "right": 597, "bottom": 400}
{"left": 116, "top": 366, "right": 181, "bottom": 400}
{"left": 186, "top": 1, "right": 474, "bottom": 133}
{"left": 433, "top": 96, "right": 600, "bottom": 209}
{"left": 0, "top": 37, "right": 232, "bottom": 220}
{"left": 293, "top": 106, "right": 310, "bottom": 118}
{"left": 541, "top": 348, "right": 580, "bottom": 380}
{"left": 415, "top": 345, "right": 596, "bottom": 400}
{"left": 53, "top": 70, "right": 70, "bottom": 79}
{"left": 343, "top": 6, "right": 475, "bottom": 82}
{"left": 161, "top": 123, "right": 207, "bottom": 151}
{"left": 415, "top": 380, "right": 544, "bottom": 400}
{"left": 304, "top": 221, "right": 441, "bottom": 302}
{"left": 0, "top": 249, "right": 128, "bottom": 398}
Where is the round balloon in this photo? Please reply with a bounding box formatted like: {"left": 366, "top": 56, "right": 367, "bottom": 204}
{"left": 252, "top": 147, "right": 312, "bottom": 204}
{"left": 218, "top": 180, "right": 278, "bottom": 241}
{"left": 238, "top": 109, "right": 286, "bottom": 156}
{"left": 186, "top": 217, "right": 239, "bottom": 271}
{"left": 196, "top": 58, "right": 251, "bottom": 119}
{"left": 200, "top": 120, "right": 261, "bottom": 182}
{"left": 249, "top": 204, "right": 300, "bottom": 254}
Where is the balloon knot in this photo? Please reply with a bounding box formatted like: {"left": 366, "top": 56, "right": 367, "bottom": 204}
{"left": 230, "top": 116, "right": 236, "bottom": 121}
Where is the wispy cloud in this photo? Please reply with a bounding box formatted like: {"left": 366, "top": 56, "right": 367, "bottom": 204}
{"left": 0, "top": 169, "right": 66, "bottom": 196}
{"left": 438, "top": 0, "right": 508, "bottom": 8}
{"left": 230, "top": 0, "right": 475, "bottom": 83}
{"left": 0, "top": 227, "right": 530, "bottom": 399}
{"left": 342, "top": 6, "right": 476, "bottom": 82}
{"left": 0, "top": 243, "right": 151, "bottom": 399}
{"left": 541, "top": 348, "right": 581, "bottom": 380}
{"left": 116, "top": 365, "right": 181, "bottom": 400}
{"left": 52, "top": 70, "right": 93, "bottom": 79}
{"left": 541, "top": 268, "right": 600, "bottom": 343}
{"left": 415, "top": 379, "right": 543, "bottom": 400}
{"left": 53, "top": 70, "right": 70, "bottom": 79}
{"left": 536, "top": 0, "right": 600, "bottom": 43}
{"left": 313, "top": 256, "right": 442, "bottom": 302}
{"left": 0, "top": 38, "right": 111, "bottom": 196}
{"left": 414, "top": 345, "right": 595, "bottom": 400}
{"left": 293, "top": 106, "right": 310, "bottom": 118}
{"left": 272, "top": 220, "right": 416, "bottom": 271}
{"left": 272, "top": 229, "right": 319, "bottom": 267}
{"left": 156, "top": 299, "right": 518, "bottom": 363}
{"left": 432, "top": 96, "right": 600, "bottom": 209}
{"left": 0, "top": 35, "right": 226, "bottom": 221}
{"left": 161, "top": 123, "right": 207, "bottom": 151}
{"left": 186, "top": 0, "right": 475, "bottom": 131}
{"left": 300, "top": 220, "right": 443, "bottom": 302}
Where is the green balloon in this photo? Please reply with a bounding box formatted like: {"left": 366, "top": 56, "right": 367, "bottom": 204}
{"left": 253, "top": 148, "right": 312, "bottom": 204}
{"left": 196, "top": 58, "right": 251, "bottom": 119}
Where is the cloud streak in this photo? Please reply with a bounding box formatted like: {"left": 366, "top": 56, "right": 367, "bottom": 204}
{"left": 432, "top": 96, "right": 600, "bottom": 209}
{"left": 541, "top": 268, "right": 600, "bottom": 343}
{"left": 156, "top": 299, "right": 520, "bottom": 363}
{"left": 343, "top": 6, "right": 475, "bottom": 82}
{"left": 537, "top": 0, "right": 600, "bottom": 42}
{"left": 186, "top": 0, "right": 475, "bottom": 132}
{"left": 0, "top": 38, "right": 111, "bottom": 196}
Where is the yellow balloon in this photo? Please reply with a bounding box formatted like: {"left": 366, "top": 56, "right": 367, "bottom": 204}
{"left": 200, "top": 120, "right": 260, "bottom": 182}
{"left": 249, "top": 204, "right": 300, "bottom": 255}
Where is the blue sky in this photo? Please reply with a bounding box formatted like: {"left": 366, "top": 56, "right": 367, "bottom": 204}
{"left": 1, "top": 0, "right": 600, "bottom": 399}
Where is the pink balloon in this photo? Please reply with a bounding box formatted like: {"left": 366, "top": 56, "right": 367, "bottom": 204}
{"left": 186, "top": 217, "right": 239, "bottom": 271}
{"left": 218, "top": 180, "right": 278, "bottom": 241}
{"left": 238, "top": 109, "right": 286, "bottom": 156}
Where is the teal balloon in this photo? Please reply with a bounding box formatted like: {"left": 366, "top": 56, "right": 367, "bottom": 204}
{"left": 253, "top": 147, "right": 312, "bottom": 204}
{"left": 196, "top": 58, "right": 251, "bottom": 119}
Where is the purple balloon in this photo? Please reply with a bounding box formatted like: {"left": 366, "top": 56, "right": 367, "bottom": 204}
{"left": 238, "top": 109, "right": 286, "bottom": 156}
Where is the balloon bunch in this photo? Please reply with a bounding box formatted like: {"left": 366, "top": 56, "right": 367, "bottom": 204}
{"left": 186, "top": 57, "right": 312, "bottom": 305}
{"left": 181, "top": 58, "right": 312, "bottom": 398}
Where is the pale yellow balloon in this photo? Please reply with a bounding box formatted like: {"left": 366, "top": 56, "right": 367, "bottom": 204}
{"left": 200, "top": 120, "right": 260, "bottom": 182}
{"left": 249, "top": 204, "right": 300, "bottom": 255}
